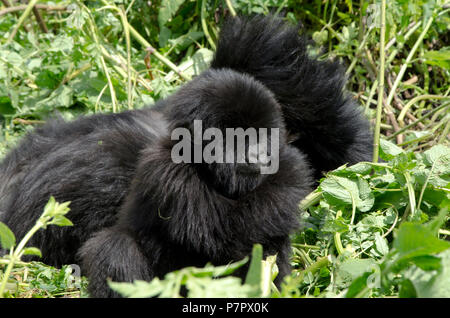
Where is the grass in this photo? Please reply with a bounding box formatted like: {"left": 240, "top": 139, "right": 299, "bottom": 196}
{"left": 0, "top": 0, "right": 449, "bottom": 298}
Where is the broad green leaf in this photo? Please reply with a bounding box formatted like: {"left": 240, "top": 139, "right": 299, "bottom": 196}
{"left": 50, "top": 35, "right": 74, "bottom": 54}
{"left": 402, "top": 250, "right": 450, "bottom": 297}
{"left": 0, "top": 222, "right": 16, "bottom": 250}
{"left": 36, "top": 85, "right": 74, "bottom": 110}
{"left": 109, "top": 279, "right": 165, "bottom": 298}
{"left": 158, "top": 0, "right": 186, "bottom": 28}
{"left": 320, "top": 176, "right": 374, "bottom": 212}
{"left": 379, "top": 138, "right": 404, "bottom": 160}
{"left": 209, "top": 257, "right": 248, "bottom": 277}
{"left": 66, "top": 3, "right": 88, "bottom": 29}
{"left": 43, "top": 196, "right": 57, "bottom": 216}
{"left": 345, "top": 272, "right": 371, "bottom": 298}
{"left": 335, "top": 258, "right": 377, "bottom": 288}
{"left": 50, "top": 215, "right": 73, "bottom": 227}
{"left": 410, "top": 255, "right": 442, "bottom": 271}
{"left": 168, "top": 31, "right": 204, "bottom": 51}
{"left": 425, "top": 208, "right": 449, "bottom": 236}
{"left": 393, "top": 222, "right": 450, "bottom": 261}
{"left": 0, "top": 96, "right": 14, "bottom": 115}
{"left": 245, "top": 244, "right": 263, "bottom": 291}
{"left": 422, "top": 144, "right": 450, "bottom": 168}
{"left": 186, "top": 276, "right": 254, "bottom": 298}
{"left": 22, "top": 247, "right": 42, "bottom": 257}
{"left": 399, "top": 279, "right": 417, "bottom": 298}
{"left": 346, "top": 162, "right": 373, "bottom": 175}
{"left": 423, "top": 48, "right": 450, "bottom": 69}
{"left": 374, "top": 233, "right": 389, "bottom": 256}
{"left": 158, "top": 26, "right": 172, "bottom": 48}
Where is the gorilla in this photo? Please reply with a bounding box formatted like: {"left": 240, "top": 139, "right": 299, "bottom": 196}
{"left": 0, "top": 15, "right": 372, "bottom": 297}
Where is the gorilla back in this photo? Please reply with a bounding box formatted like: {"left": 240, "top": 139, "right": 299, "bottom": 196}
{"left": 0, "top": 107, "right": 168, "bottom": 266}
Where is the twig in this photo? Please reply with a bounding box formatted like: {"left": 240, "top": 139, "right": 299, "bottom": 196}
{"left": 438, "top": 118, "right": 450, "bottom": 144}
{"left": 398, "top": 95, "right": 447, "bottom": 125}
{"left": 12, "top": 118, "right": 44, "bottom": 125}
{"left": 384, "top": 98, "right": 403, "bottom": 144}
{"left": 0, "top": 4, "right": 67, "bottom": 17}
{"left": 201, "top": 0, "right": 216, "bottom": 50}
{"left": 301, "top": 8, "right": 344, "bottom": 42}
{"left": 6, "top": 0, "right": 39, "bottom": 44}
{"left": 62, "top": 63, "right": 92, "bottom": 84}
{"left": 373, "top": 0, "right": 386, "bottom": 162}
{"left": 98, "top": 0, "right": 190, "bottom": 81}
{"left": 346, "top": 28, "right": 372, "bottom": 75}
{"left": 32, "top": 5, "right": 48, "bottom": 33}
{"left": 100, "top": 46, "right": 153, "bottom": 92}
{"left": 117, "top": 5, "right": 133, "bottom": 110}
{"left": 224, "top": 0, "right": 237, "bottom": 17}
{"left": 385, "top": 16, "right": 434, "bottom": 108}
{"left": 387, "top": 102, "right": 450, "bottom": 140}
{"left": 84, "top": 10, "right": 118, "bottom": 112}
{"left": 386, "top": 73, "right": 425, "bottom": 130}
{"left": 385, "top": 21, "right": 418, "bottom": 51}
{"left": 0, "top": 0, "right": 31, "bottom": 32}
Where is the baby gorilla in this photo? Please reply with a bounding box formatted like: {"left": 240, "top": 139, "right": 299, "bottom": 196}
{"left": 0, "top": 69, "right": 313, "bottom": 297}
{"left": 0, "top": 15, "right": 372, "bottom": 297}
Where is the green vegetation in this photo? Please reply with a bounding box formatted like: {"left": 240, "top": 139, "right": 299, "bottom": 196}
{"left": 0, "top": 0, "right": 449, "bottom": 298}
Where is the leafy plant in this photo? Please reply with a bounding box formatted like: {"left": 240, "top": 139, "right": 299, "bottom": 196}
{"left": 0, "top": 197, "right": 74, "bottom": 297}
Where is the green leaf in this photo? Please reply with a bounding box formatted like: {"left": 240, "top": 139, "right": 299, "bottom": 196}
{"left": 244, "top": 244, "right": 263, "bottom": 293}
{"left": 425, "top": 208, "right": 449, "bottom": 236}
{"left": 0, "top": 96, "right": 14, "bottom": 115}
{"left": 410, "top": 255, "right": 442, "bottom": 271}
{"left": 374, "top": 233, "right": 389, "bottom": 256}
{"left": 42, "top": 196, "right": 57, "bottom": 217}
{"left": 158, "top": 0, "right": 186, "bottom": 28}
{"left": 393, "top": 222, "right": 450, "bottom": 261}
{"left": 50, "top": 215, "right": 73, "bottom": 227}
{"left": 379, "top": 138, "right": 404, "bottom": 160}
{"left": 346, "top": 162, "right": 373, "bottom": 175}
{"left": 399, "top": 279, "right": 417, "bottom": 298}
{"left": 345, "top": 272, "right": 371, "bottom": 298}
{"left": 186, "top": 276, "right": 254, "bottom": 298}
{"left": 402, "top": 249, "right": 450, "bottom": 297}
{"left": 0, "top": 222, "right": 16, "bottom": 250}
{"left": 22, "top": 247, "right": 42, "bottom": 258}
{"left": 49, "top": 35, "right": 74, "bottom": 54}
{"left": 335, "top": 258, "right": 377, "bottom": 289}
{"left": 423, "top": 47, "right": 450, "bottom": 69}
{"left": 109, "top": 279, "right": 165, "bottom": 298}
{"left": 422, "top": 144, "right": 450, "bottom": 167}
{"left": 320, "top": 176, "right": 374, "bottom": 212}
{"left": 36, "top": 85, "right": 74, "bottom": 110}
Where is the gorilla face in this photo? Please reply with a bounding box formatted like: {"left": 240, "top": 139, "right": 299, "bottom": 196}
{"left": 166, "top": 69, "right": 287, "bottom": 199}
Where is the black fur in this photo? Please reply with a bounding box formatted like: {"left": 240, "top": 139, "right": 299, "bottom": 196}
{"left": 211, "top": 15, "right": 373, "bottom": 178}
{"left": 0, "top": 15, "right": 372, "bottom": 297}
{"left": 0, "top": 68, "right": 313, "bottom": 297}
